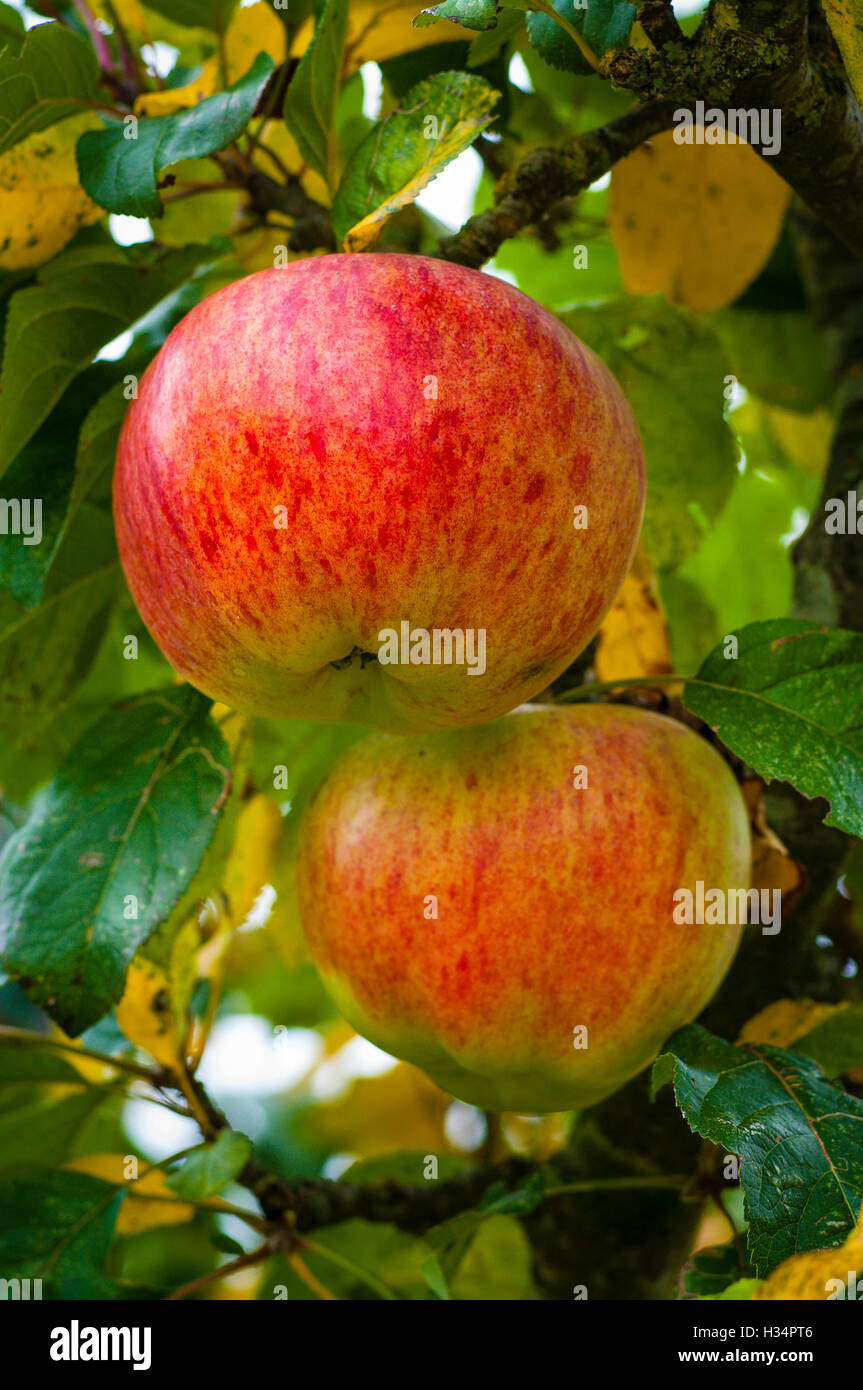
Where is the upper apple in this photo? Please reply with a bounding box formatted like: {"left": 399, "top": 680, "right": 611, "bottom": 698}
{"left": 114, "top": 254, "right": 645, "bottom": 733}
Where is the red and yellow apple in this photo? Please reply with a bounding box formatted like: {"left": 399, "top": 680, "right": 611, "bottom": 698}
{"left": 296, "top": 704, "right": 751, "bottom": 1112}
{"left": 114, "top": 254, "right": 644, "bottom": 733}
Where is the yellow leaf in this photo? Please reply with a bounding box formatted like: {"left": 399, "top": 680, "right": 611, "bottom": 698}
{"left": 754, "top": 1209, "right": 863, "bottom": 1300}
{"left": 222, "top": 794, "right": 283, "bottom": 928}
{"left": 594, "top": 541, "right": 672, "bottom": 681}
{"left": 610, "top": 130, "right": 792, "bottom": 312}
{"left": 740, "top": 777, "right": 803, "bottom": 900}
{"left": 737, "top": 999, "right": 842, "bottom": 1051}
{"left": 342, "top": 78, "right": 498, "bottom": 252}
{"left": 65, "top": 1154, "right": 196, "bottom": 1233}
{"left": 0, "top": 117, "right": 104, "bottom": 269}
{"left": 291, "top": 1, "right": 466, "bottom": 72}
{"left": 135, "top": 0, "right": 285, "bottom": 115}
{"left": 822, "top": 2, "right": 863, "bottom": 111}
{"left": 115, "top": 914, "right": 201, "bottom": 1067}
{"left": 762, "top": 404, "right": 834, "bottom": 480}
{"left": 305, "top": 1057, "right": 453, "bottom": 1158}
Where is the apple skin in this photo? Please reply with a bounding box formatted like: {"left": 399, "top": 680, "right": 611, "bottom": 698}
{"left": 296, "top": 704, "right": 751, "bottom": 1113}
{"left": 114, "top": 254, "right": 644, "bottom": 733}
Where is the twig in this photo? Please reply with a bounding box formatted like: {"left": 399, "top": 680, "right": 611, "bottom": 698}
{"left": 165, "top": 1244, "right": 271, "bottom": 1300}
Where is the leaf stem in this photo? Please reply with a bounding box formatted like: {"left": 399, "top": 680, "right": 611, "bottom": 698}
{"left": 164, "top": 1243, "right": 270, "bottom": 1300}
{"left": 296, "top": 1237, "right": 398, "bottom": 1300}
{"left": 0, "top": 1026, "right": 157, "bottom": 1083}
{"left": 532, "top": 0, "right": 600, "bottom": 70}
{"left": 287, "top": 1251, "right": 339, "bottom": 1301}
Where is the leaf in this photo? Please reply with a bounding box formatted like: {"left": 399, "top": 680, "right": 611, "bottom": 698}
{"left": 449, "top": 1214, "right": 536, "bottom": 1299}
{"left": 421, "top": 1252, "right": 452, "bottom": 1299}
{"left": 563, "top": 297, "right": 738, "bottom": 572}
{"left": 793, "top": 1005, "right": 863, "bottom": 1082}
{"left": 414, "top": 0, "right": 499, "bottom": 29}
{"left": 0, "top": 505, "right": 118, "bottom": 765}
{"left": 0, "top": 687, "right": 232, "bottom": 1036}
{"left": 737, "top": 999, "right": 843, "bottom": 1054}
{"left": 0, "top": 1169, "right": 122, "bottom": 1285}
{"left": 822, "top": 2, "right": 863, "bottom": 110}
{"left": 0, "top": 1089, "right": 108, "bottom": 1179}
{"left": 292, "top": 1, "right": 468, "bottom": 73}
{"left": 754, "top": 1208, "right": 863, "bottom": 1301}
{"left": 135, "top": 0, "right": 287, "bottom": 116}
{"left": 0, "top": 1038, "right": 83, "bottom": 1085}
{"left": 115, "top": 913, "right": 202, "bottom": 1067}
{"left": 526, "top": 1, "right": 636, "bottom": 75}
{"left": 0, "top": 239, "right": 214, "bottom": 479}
{"left": 709, "top": 308, "right": 833, "bottom": 414}
{"left": 610, "top": 130, "right": 792, "bottom": 312}
{"left": 142, "top": 0, "right": 238, "bottom": 30}
{"left": 680, "top": 1241, "right": 756, "bottom": 1300}
{"left": 77, "top": 52, "right": 274, "bottom": 217}
{"left": 683, "top": 619, "right": 863, "bottom": 839}
{"left": 65, "top": 1154, "right": 197, "bottom": 1234}
{"left": 0, "top": 368, "right": 128, "bottom": 609}
{"left": 0, "top": 22, "right": 100, "bottom": 154}
{"left": 594, "top": 541, "right": 673, "bottom": 680}
{"left": 332, "top": 70, "right": 499, "bottom": 250}
{"left": 468, "top": 9, "right": 524, "bottom": 63}
{"left": 0, "top": 3, "right": 25, "bottom": 56}
{"left": 654, "top": 1024, "right": 863, "bottom": 1277}
{"left": 0, "top": 114, "right": 103, "bottom": 270}
{"left": 283, "top": 0, "right": 350, "bottom": 190}
{"left": 166, "top": 1130, "right": 252, "bottom": 1199}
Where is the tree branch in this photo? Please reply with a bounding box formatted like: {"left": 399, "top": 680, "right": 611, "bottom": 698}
{"left": 440, "top": 100, "right": 678, "bottom": 269}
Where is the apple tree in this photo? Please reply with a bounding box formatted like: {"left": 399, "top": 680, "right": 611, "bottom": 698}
{"left": 0, "top": 0, "right": 861, "bottom": 1306}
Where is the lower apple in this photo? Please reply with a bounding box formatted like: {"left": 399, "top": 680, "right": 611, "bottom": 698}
{"left": 295, "top": 704, "right": 751, "bottom": 1112}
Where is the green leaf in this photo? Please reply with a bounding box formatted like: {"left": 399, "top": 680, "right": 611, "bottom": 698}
{"left": 710, "top": 308, "right": 832, "bottom": 413}
{"left": 0, "top": 1169, "right": 122, "bottom": 1283}
{"left": 0, "top": 505, "right": 118, "bottom": 773}
{"left": 683, "top": 619, "right": 863, "bottom": 839}
{"left": 421, "top": 1253, "right": 452, "bottom": 1298}
{"left": 0, "top": 1089, "right": 107, "bottom": 1179}
{"left": 414, "top": 0, "right": 499, "bottom": 29}
{"left": 0, "top": 22, "right": 100, "bottom": 154}
{"left": 0, "top": 367, "right": 129, "bottom": 609}
{"left": 0, "top": 241, "right": 213, "bottom": 480}
{"left": 679, "top": 1240, "right": 756, "bottom": 1299}
{"left": 526, "top": 1, "right": 636, "bottom": 75}
{"left": 0, "top": 3, "right": 25, "bottom": 57}
{"left": 339, "top": 1151, "right": 470, "bottom": 1186}
{"left": 468, "top": 8, "right": 525, "bottom": 64}
{"left": 793, "top": 1005, "right": 863, "bottom": 1081}
{"left": 167, "top": 1130, "right": 252, "bottom": 1199}
{"left": 77, "top": 52, "right": 275, "bottom": 217}
{"left": 141, "top": 0, "right": 238, "bottom": 31}
{"left": 449, "top": 1214, "right": 536, "bottom": 1299}
{"left": 332, "top": 70, "right": 499, "bottom": 250}
{"left": 209, "top": 1231, "right": 246, "bottom": 1256}
{"left": 654, "top": 1024, "right": 863, "bottom": 1278}
{"left": 0, "top": 687, "right": 232, "bottom": 1036}
{"left": 0, "top": 1040, "right": 83, "bottom": 1085}
{"left": 283, "top": 0, "right": 349, "bottom": 190}
{"left": 263, "top": 1220, "right": 432, "bottom": 1301}
{"left": 563, "top": 297, "right": 738, "bottom": 572}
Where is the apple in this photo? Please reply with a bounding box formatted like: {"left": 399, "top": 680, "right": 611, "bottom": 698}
{"left": 114, "top": 254, "right": 644, "bottom": 733}
{"left": 295, "top": 704, "right": 751, "bottom": 1113}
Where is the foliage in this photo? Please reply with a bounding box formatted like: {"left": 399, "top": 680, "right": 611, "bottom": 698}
{"left": 0, "top": 0, "right": 859, "bottom": 1306}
